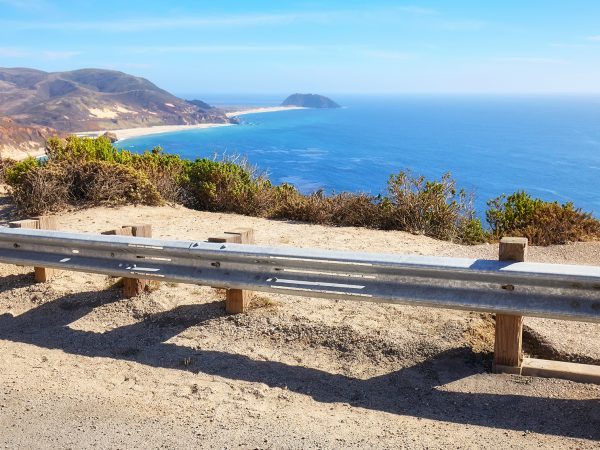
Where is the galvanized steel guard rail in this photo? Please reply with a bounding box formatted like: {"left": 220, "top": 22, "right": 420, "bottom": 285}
{"left": 0, "top": 227, "right": 599, "bottom": 323}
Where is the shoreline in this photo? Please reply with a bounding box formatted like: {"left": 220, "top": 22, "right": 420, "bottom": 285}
{"left": 75, "top": 106, "right": 307, "bottom": 143}
{"left": 225, "top": 106, "right": 306, "bottom": 117}
{"left": 76, "top": 122, "right": 233, "bottom": 142}
{"left": 3, "top": 105, "right": 307, "bottom": 161}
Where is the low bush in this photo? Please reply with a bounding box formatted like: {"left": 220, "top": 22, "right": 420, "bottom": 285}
{"left": 181, "top": 157, "right": 273, "bottom": 215}
{"left": 381, "top": 171, "right": 484, "bottom": 243}
{"left": 70, "top": 160, "right": 162, "bottom": 208}
{"left": 486, "top": 191, "right": 600, "bottom": 245}
{"left": 8, "top": 162, "right": 70, "bottom": 214}
{"left": 3, "top": 157, "right": 38, "bottom": 185}
{"left": 0, "top": 157, "right": 17, "bottom": 184}
{"left": 5, "top": 149, "right": 162, "bottom": 214}
{"left": 270, "top": 187, "right": 380, "bottom": 227}
{"left": 46, "top": 136, "right": 186, "bottom": 203}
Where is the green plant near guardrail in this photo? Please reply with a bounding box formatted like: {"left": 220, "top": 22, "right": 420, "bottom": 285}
{"left": 487, "top": 191, "right": 600, "bottom": 246}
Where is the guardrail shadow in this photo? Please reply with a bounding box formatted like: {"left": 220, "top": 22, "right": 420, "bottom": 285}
{"left": 0, "top": 273, "right": 36, "bottom": 294}
{"left": 0, "top": 286, "right": 598, "bottom": 440}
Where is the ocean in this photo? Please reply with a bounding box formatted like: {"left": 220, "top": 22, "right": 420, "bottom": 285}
{"left": 119, "top": 95, "right": 600, "bottom": 217}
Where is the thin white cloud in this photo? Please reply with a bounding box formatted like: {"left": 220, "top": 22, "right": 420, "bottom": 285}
{"left": 0, "top": 0, "right": 48, "bottom": 10}
{"left": 396, "top": 6, "right": 439, "bottom": 15}
{"left": 41, "top": 50, "right": 81, "bottom": 60}
{"left": 587, "top": 35, "right": 600, "bottom": 41}
{"left": 550, "top": 43, "right": 588, "bottom": 49}
{"left": 0, "top": 47, "right": 80, "bottom": 59}
{"left": 100, "top": 63, "right": 155, "bottom": 71}
{"left": 493, "top": 57, "right": 569, "bottom": 64}
{"left": 439, "top": 20, "right": 486, "bottom": 31}
{"left": 120, "top": 63, "right": 154, "bottom": 69}
{"left": 0, "top": 12, "right": 336, "bottom": 32}
{"left": 361, "top": 50, "right": 414, "bottom": 60}
{"left": 0, "top": 47, "right": 30, "bottom": 57}
{"left": 125, "top": 44, "right": 312, "bottom": 54}
{"left": 123, "top": 44, "right": 417, "bottom": 60}
{"left": 0, "top": 8, "right": 486, "bottom": 34}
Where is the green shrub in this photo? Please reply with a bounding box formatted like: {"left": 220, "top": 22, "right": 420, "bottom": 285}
{"left": 0, "top": 157, "right": 18, "bottom": 184}
{"left": 181, "top": 157, "right": 273, "bottom": 215}
{"left": 47, "top": 135, "right": 127, "bottom": 163}
{"left": 459, "top": 218, "right": 486, "bottom": 244}
{"left": 8, "top": 162, "right": 70, "bottom": 214}
{"left": 269, "top": 173, "right": 484, "bottom": 243}
{"left": 4, "top": 157, "right": 41, "bottom": 184}
{"left": 46, "top": 136, "right": 185, "bottom": 203}
{"left": 5, "top": 143, "right": 163, "bottom": 214}
{"left": 271, "top": 187, "right": 381, "bottom": 228}
{"left": 486, "top": 191, "right": 600, "bottom": 245}
{"left": 69, "top": 160, "right": 163, "bottom": 207}
{"left": 8, "top": 160, "right": 162, "bottom": 214}
{"left": 381, "top": 171, "right": 484, "bottom": 243}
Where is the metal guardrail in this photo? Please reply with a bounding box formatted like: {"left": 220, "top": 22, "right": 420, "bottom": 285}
{"left": 0, "top": 227, "right": 599, "bottom": 323}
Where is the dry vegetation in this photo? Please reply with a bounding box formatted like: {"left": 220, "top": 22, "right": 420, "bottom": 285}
{"left": 1, "top": 135, "right": 599, "bottom": 246}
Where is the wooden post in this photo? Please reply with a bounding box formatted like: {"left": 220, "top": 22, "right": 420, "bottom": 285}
{"left": 102, "top": 224, "right": 153, "bottom": 298}
{"left": 8, "top": 219, "right": 40, "bottom": 229}
{"left": 9, "top": 216, "right": 58, "bottom": 282}
{"left": 493, "top": 236, "right": 528, "bottom": 374}
{"left": 208, "top": 228, "right": 255, "bottom": 314}
{"left": 101, "top": 226, "right": 133, "bottom": 236}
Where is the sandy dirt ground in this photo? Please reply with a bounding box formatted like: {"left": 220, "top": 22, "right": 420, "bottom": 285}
{"left": 0, "top": 201, "right": 598, "bottom": 449}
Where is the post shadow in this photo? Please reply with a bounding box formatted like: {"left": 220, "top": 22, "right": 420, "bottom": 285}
{"left": 0, "top": 282, "right": 598, "bottom": 440}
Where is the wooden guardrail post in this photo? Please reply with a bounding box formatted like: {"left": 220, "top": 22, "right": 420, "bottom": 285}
{"left": 102, "top": 224, "right": 153, "bottom": 298}
{"left": 9, "top": 216, "right": 58, "bottom": 282}
{"left": 208, "top": 228, "right": 255, "bottom": 314}
{"left": 493, "top": 236, "right": 528, "bottom": 374}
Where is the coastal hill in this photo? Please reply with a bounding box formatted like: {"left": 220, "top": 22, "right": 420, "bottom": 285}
{"left": 0, "top": 116, "right": 60, "bottom": 159}
{"left": 281, "top": 93, "right": 340, "bottom": 108}
{"left": 0, "top": 67, "right": 231, "bottom": 132}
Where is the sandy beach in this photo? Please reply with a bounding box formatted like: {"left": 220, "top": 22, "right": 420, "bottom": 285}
{"left": 225, "top": 105, "right": 306, "bottom": 117}
{"left": 73, "top": 106, "right": 307, "bottom": 143}
{"left": 76, "top": 122, "right": 233, "bottom": 142}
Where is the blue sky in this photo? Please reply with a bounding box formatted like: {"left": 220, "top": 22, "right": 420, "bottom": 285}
{"left": 1, "top": 0, "right": 600, "bottom": 95}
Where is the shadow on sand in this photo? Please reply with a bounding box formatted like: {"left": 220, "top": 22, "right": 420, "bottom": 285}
{"left": 0, "top": 276, "right": 598, "bottom": 440}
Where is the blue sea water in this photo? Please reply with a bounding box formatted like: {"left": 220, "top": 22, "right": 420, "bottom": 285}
{"left": 119, "top": 95, "right": 600, "bottom": 217}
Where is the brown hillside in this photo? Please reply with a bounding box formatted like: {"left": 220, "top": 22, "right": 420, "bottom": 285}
{"left": 0, "top": 67, "right": 230, "bottom": 132}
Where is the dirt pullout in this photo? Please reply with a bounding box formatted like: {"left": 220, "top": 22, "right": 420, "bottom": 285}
{"left": 46, "top": 202, "right": 600, "bottom": 364}
{"left": 0, "top": 202, "right": 599, "bottom": 448}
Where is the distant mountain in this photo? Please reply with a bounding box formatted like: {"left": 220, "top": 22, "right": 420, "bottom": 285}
{"left": 0, "top": 116, "right": 60, "bottom": 159}
{"left": 186, "top": 99, "right": 214, "bottom": 111}
{"left": 0, "top": 68, "right": 231, "bottom": 132}
{"left": 281, "top": 93, "right": 340, "bottom": 108}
